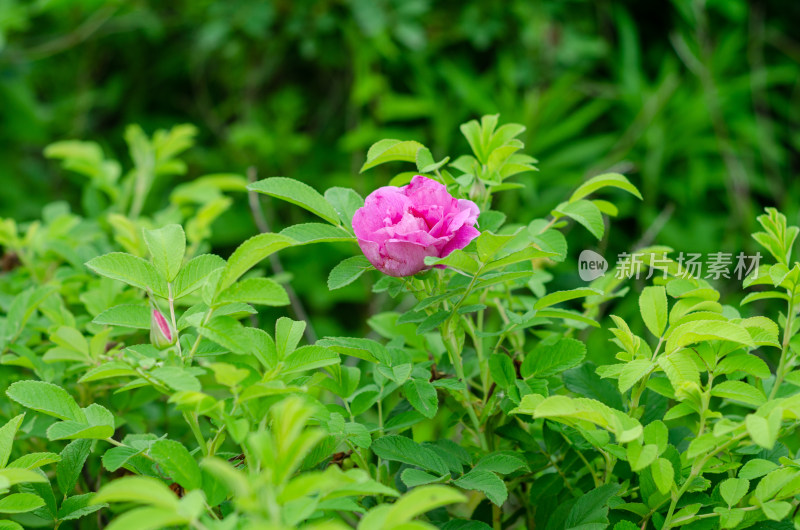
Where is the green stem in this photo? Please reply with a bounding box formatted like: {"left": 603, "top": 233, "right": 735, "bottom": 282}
{"left": 183, "top": 412, "right": 208, "bottom": 456}
{"left": 444, "top": 327, "right": 487, "bottom": 450}
{"left": 770, "top": 284, "right": 797, "bottom": 399}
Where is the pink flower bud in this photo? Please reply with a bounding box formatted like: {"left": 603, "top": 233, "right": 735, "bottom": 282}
{"left": 150, "top": 307, "right": 176, "bottom": 349}
{"left": 352, "top": 175, "right": 480, "bottom": 277}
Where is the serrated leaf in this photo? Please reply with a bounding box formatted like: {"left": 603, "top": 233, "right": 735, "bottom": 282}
{"left": 651, "top": 458, "right": 674, "bottom": 494}
{"left": 57, "top": 439, "right": 91, "bottom": 495}
{"left": 172, "top": 254, "right": 225, "bottom": 298}
{"left": 248, "top": 177, "right": 340, "bottom": 224}
{"left": 360, "top": 139, "right": 426, "bottom": 172}
{"left": 143, "top": 224, "right": 185, "bottom": 282}
{"left": 217, "top": 233, "right": 295, "bottom": 292}
{"left": 79, "top": 362, "right": 137, "bottom": 383}
{"left": 720, "top": 477, "right": 749, "bottom": 507}
{"left": 627, "top": 443, "right": 658, "bottom": 471}
{"left": 555, "top": 200, "right": 604, "bottom": 240}
{"left": 93, "top": 476, "right": 179, "bottom": 509}
{"left": 6, "top": 381, "right": 85, "bottom": 422}
{"left": 283, "top": 345, "right": 339, "bottom": 374}
{"left": 424, "top": 250, "right": 480, "bottom": 275}
{"left": 371, "top": 435, "right": 448, "bottom": 476}
{"left": 215, "top": 278, "right": 288, "bottom": 307}
{"left": 0, "top": 493, "right": 44, "bottom": 514}
{"left": 0, "top": 414, "right": 24, "bottom": 468}
{"left": 711, "top": 381, "right": 766, "bottom": 407}
{"left": 534, "top": 288, "right": 601, "bottom": 310}
{"left": 280, "top": 223, "right": 355, "bottom": 244}
{"left": 150, "top": 439, "right": 202, "bottom": 491}
{"left": 85, "top": 253, "right": 167, "bottom": 297}
{"left": 93, "top": 304, "right": 151, "bottom": 329}
{"left": 403, "top": 379, "right": 438, "bottom": 419}
{"left": 639, "top": 286, "right": 667, "bottom": 338}
{"left": 521, "top": 337, "right": 586, "bottom": 378}
{"left": 324, "top": 187, "right": 364, "bottom": 230}
{"left": 328, "top": 256, "right": 373, "bottom": 290}
{"left": 665, "top": 320, "right": 754, "bottom": 355}
{"left": 570, "top": 173, "right": 642, "bottom": 202}
{"left": 453, "top": 469, "right": 507, "bottom": 506}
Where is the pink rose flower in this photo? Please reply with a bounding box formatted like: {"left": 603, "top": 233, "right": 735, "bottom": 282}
{"left": 150, "top": 307, "right": 176, "bottom": 349}
{"left": 353, "top": 175, "right": 480, "bottom": 277}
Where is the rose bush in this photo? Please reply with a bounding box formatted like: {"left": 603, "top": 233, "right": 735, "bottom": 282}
{"left": 0, "top": 116, "right": 799, "bottom": 529}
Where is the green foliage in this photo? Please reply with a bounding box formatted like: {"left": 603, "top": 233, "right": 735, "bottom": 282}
{"left": 2, "top": 110, "right": 800, "bottom": 530}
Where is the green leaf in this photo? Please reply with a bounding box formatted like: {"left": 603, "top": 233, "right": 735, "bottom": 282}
{"left": 474, "top": 452, "right": 528, "bottom": 475}
{"left": 85, "top": 252, "right": 168, "bottom": 297}
{"left": 639, "top": 286, "right": 668, "bottom": 338}
{"left": 0, "top": 493, "right": 44, "bottom": 514}
{"left": 570, "top": 173, "right": 642, "bottom": 202}
{"left": 371, "top": 435, "right": 449, "bottom": 476}
{"left": 712, "top": 381, "right": 767, "bottom": 407}
{"left": 761, "top": 500, "right": 792, "bottom": 521}
{"left": 248, "top": 177, "right": 340, "bottom": 225}
{"left": 453, "top": 469, "right": 507, "bottom": 506}
{"left": 403, "top": 379, "right": 438, "bottom": 419}
{"left": 0, "top": 414, "right": 24, "bottom": 468}
{"left": 379, "top": 485, "right": 465, "bottom": 526}
{"left": 475, "top": 231, "right": 518, "bottom": 262}
{"left": 275, "top": 317, "right": 306, "bottom": 358}
{"left": 58, "top": 493, "right": 106, "bottom": 521}
{"left": 79, "top": 362, "right": 138, "bottom": 383}
{"left": 199, "top": 316, "right": 254, "bottom": 355}
{"left": 738, "top": 459, "right": 777, "bottom": 480}
{"left": 360, "top": 139, "right": 426, "bottom": 172}
{"left": 57, "top": 439, "right": 91, "bottom": 495}
{"left": 564, "top": 484, "right": 620, "bottom": 528}
{"left": 617, "top": 360, "right": 655, "bottom": 394}
{"left": 521, "top": 337, "right": 586, "bottom": 378}
{"left": 217, "top": 233, "right": 295, "bottom": 291}
{"left": 651, "top": 458, "right": 674, "bottom": 494}
{"left": 46, "top": 403, "right": 115, "bottom": 441}
{"left": 215, "top": 278, "right": 289, "bottom": 307}
{"left": 665, "top": 320, "right": 754, "bottom": 355}
{"left": 489, "top": 354, "right": 516, "bottom": 389}
{"left": 172, "top": 254, "right": 225, "bottom": 298}
{"left": 745, "top": 408, "right": 782, "bottom": 449}
{"left": 657, "top": 350, "right": 701, "bottom": 389}
{"left": 401, "top": 469, "right": 443, "bottom": 488}
{"left": 328, "top": 256, "right": 374, "bottom": 290}
{"left": 93, "top": 476, "right": 179, "bottom": 509}
{"left": 6, "top": 381, "right": 85, "bottom": 422}
{"left": 93, "top": 304, "right": 151, "bottom": 329}
{"left": 150, "top": 439, "right": 202, "bottom": 491}
{"left": 102, "top": 446, "right": 143, "bottom": 472}
{"left": 0, "top": 467, "right": 47, "bottom": 485}
{"left": 720, "top": 478, "right": 749, "bottom": 507}
{"left": 283, "top": 345, "right": 339, "bottom": 374}
{"left": 482, "top": 246, "right": 557, "bottom": 273}
{"left": 280, "top": 223, "right": 355, "bottom": 244}
{"left": 8, "top": 452, "right": 61, "bottom": 470}
{"left": 534, "top": 288, "right": 602, "bottom": 310}
{"left": 512, "top": 394, "right": 642, "bottom": 443}
{"left": 324, "top": 187, "right": 364, "bottom": 230}
{"left": 554, "top": 200, "right": 604, "bottom": 240}
{"left": 627, "top": 443, "right": 658, "bottom": 471}
{"left": 424, "top": 250, "right": 480, "bottom": 275}
{"left": 143, "top": 224, "right": 185, "bottom": 282}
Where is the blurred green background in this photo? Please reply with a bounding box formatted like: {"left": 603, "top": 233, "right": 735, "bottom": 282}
{"left": 2, "top": 0, "right": 799, "bottom": 340}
